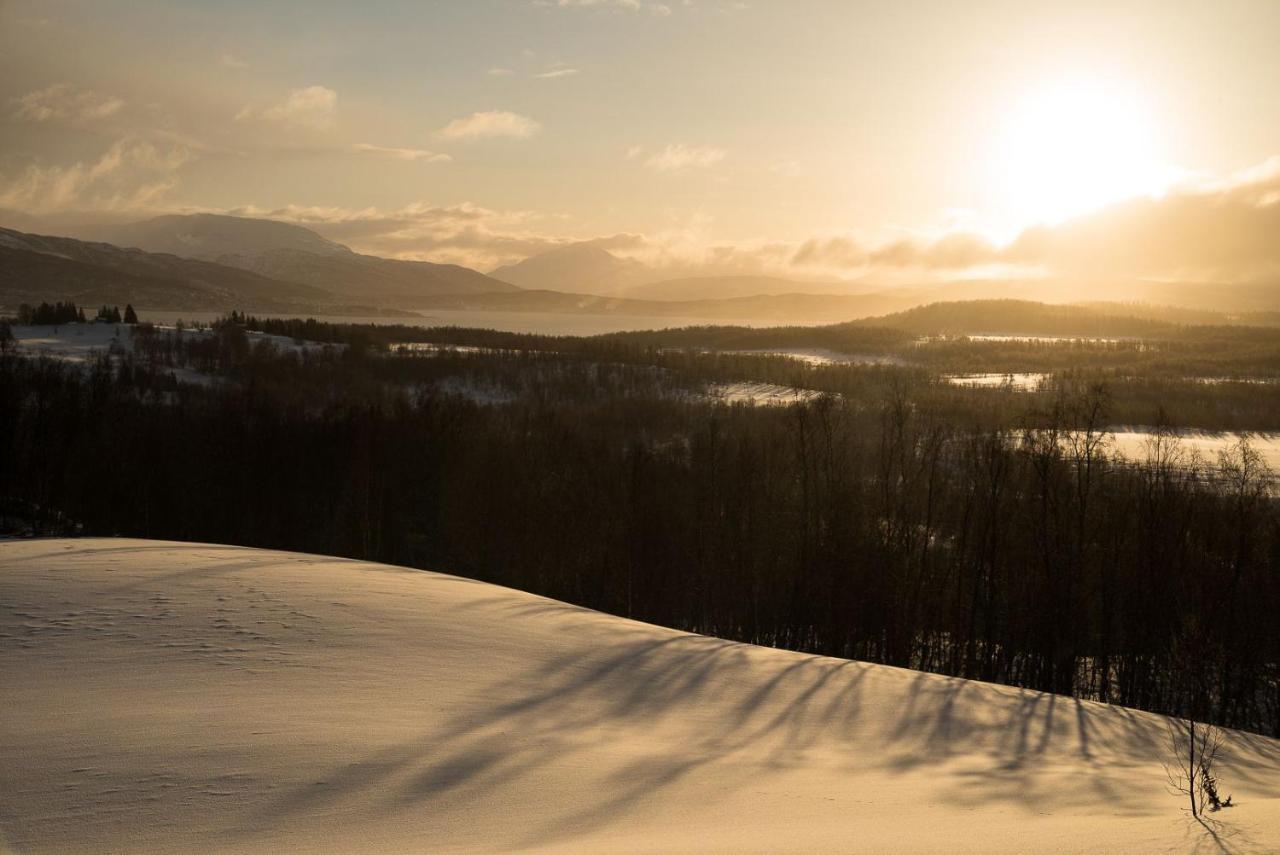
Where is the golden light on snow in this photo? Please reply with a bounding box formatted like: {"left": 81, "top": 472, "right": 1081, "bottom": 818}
{"left": 989, "top": 79, "right": 1180, "bottom": 227}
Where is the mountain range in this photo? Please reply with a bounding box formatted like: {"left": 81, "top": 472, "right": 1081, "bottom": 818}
{"left": 0, "top": 227, "right": 333, "bottom": 313}
{"left": 78, "top": 214, "right": 516, "bottom": 303}
{"left": 489, "top": 243, "right": 648, "bottom": 294}
{"left": 4, "top": 212, "right": 1278, "bottom": 320}
{"left": 488, "top": 243, "right": 859, "bottom": 301}
{"left": 0, "top": 214, "right": 904, "bottom": 322}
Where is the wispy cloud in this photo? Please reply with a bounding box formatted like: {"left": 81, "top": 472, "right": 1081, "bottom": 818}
{"left": 534, "top": 0, "right": 673, "bottom": 15}
{"left": 787, "top": 162, "right": 1280, "bottom": 279}
{"left": 0, "top": 137, "right": 191, "bottom": 214}
{"left": 769, "top": 159, "right": 803, "bottom": 178}
{"left": 642, "top": 143, "right": 725, "bottom": 172}
{"left": 791, "top": 236, "right": 864, "bottom": 268}
{"left": 220, "top": 54, "right": 250, "bottom": 70}
{"left": 236, "top": 86, "right": 337, "bottom": 130}
{"left": 488, "top": 60, "right": 580, "bottom": 79}
{"left": 12, "top": 84, "right": 124, "bottom": 124}
{"left": 353, "top": 143, "right": 451, "bottom": 163}
{"left": 438, "top": 110, "right": 540, "bottom": 140}
{"left": 230, "top": 201, "right": 567, "bottom": 268}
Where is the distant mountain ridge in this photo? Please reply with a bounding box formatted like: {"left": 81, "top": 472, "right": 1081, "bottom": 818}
{"left": 405, "top": 287, "right": 918, "bottom": 324}
{"left": 76, "top": 213, "right": 353, "bottom": 260}
{"left": 0, "top": 224, "right": 914, "bottom": 322}
{"left": 0, "top": 227, "right": 334, "bottom": 311}
{"left": 76, "top": 214, "right": 518, "bottom": 304}
{"left": 489, "top": 243, "right": 649, "bottom": 294}
{"left": 852, "top": 299, "right": 1183, "bottom": 337}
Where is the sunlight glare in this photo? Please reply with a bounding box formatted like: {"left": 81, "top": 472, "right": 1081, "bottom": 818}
{"left": 991, "top": 79, "right": 1176, "bottom": 227}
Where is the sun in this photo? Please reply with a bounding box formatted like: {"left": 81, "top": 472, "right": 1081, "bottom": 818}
{"left": 990, "top": 79, "right": 1177, "bottom": 228}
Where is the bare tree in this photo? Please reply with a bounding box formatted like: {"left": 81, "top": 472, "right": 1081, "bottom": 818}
{"left": 1165, "top": 718, "right": 1232, "bottom": 817}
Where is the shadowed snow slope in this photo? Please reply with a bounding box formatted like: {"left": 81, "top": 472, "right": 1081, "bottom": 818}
{"left": 2, "top": 539, "right": 1278, "bottom": 853}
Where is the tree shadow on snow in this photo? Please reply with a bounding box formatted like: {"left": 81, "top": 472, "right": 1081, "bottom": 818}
{"left": 244, "top": 589, "right": 1280, "bottom": 850}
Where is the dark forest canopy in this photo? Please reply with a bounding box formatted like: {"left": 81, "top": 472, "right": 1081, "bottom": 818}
{"left": 220, "top": 299, "right": 1280, "bottom": 372}
{"left": 2, "top": 317, "right": 1278, "bottom": 739}
{"left": 213, "top": 307, "right": 1280, "bottom": 425}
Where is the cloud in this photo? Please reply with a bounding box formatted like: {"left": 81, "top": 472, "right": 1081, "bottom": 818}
{"left": 220, "top": 54, "right": 250, "bottom": 70}
{"left": 869, "top": 233, "right": 999, "bottom": 270}
{"left": 237, "top": 86, "right": 337, "bottom": 129}
{"left": 534, "top": 0, "right": 673, "bottom": 14}
{"left": 12, "top": 84, "right": 124, "bottom": 124}
{"left": 1004, "top": 165, "right": 1280, "bottom": 279}
{"left": 438, "top": 110, "right": 540, "bottom": 140}
{"left": 489, "top": 61, "right": 580, "bottom": 79}
{"left": 534, "top": 67, "right": 580, "bottom": 79}
{"left": 352, "top": 143, "right": 451, "bottom": 163}
{"left": 643, "top": 143, "right": 725, "bottom": 172}
{"left": 791, "top": 161, "right": 1280, "bottom": 280}
{"left": 769, "top": 159, "right": 803, "bottom": 178}
{"left": 792, "top": 236, "right": 864, "bottom": 268}
{"left": 229, "top": 201, "right": 567, "bottom": 268}
{"left": 0, "top": 137, "right": 192, "bottom": 214}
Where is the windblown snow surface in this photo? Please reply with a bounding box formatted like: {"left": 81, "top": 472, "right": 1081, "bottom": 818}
{"left": 2, "top": 539, "right": 1278, "bottom": 853}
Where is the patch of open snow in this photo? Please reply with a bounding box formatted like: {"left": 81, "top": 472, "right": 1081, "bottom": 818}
{"left": 11, "top": 323, "right": 133, "bottom": 363}
{"left": 2, "top": 539, "right": 1277, "bottom": 853}
{"left": 428, "top": 376, "right": 518, "bottom": 405}
{"left": 1104, "top": 428, "right": 1280, "bottom": 473}
{"left": 723, "top": 348, "right": 908, "bottom": 367}
{"left": 708, "top": 381, "right": 826, "bottom": 405}
{"left": 944, "top": 372, "right": 1048, "bottom": 391}
{"left": 10, "top": 323, "right": 336, "bottom": 381}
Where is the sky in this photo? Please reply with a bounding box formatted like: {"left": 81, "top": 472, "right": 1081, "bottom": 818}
{"left": 1, "top": 0, "right": 1278, "bottom": 281}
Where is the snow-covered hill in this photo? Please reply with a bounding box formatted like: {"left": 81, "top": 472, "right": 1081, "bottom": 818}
{"left": 2, "top": 539, "right": 1278, "bottom": 853}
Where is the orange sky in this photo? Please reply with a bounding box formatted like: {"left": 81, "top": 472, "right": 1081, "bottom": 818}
{"left": 1, "top": 0, "right": 1278, "bottom": 281}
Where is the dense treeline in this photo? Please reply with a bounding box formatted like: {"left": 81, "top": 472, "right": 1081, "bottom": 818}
{"left": 16, "top": 301, "right": 86, "bottom": 325}
{"left": 858, "top": 298, "right": 1280, "bottom": 337}
{"left": 231, "top": 309, "right": 1280, "bottom": 381}
{"left": 122, "top": 319, "right": 1280, "bottom": 430}
{"left": 12, "top": 301, "right": 138, "bottom": 325}
{"left": 212, "top": 314, "right": 1280, "bottom": 429}
{"left": 2, "top": 335, "right": 1278, "bottom": 737}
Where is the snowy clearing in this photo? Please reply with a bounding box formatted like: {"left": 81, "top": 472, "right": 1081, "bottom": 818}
{"left": 1107, "top": 429, "right": 1280, "bottom": 473}
{"left": 943, "top": 372, "right": 1049, "bottom": 391}
{"left": 706, "top": 381, "right": 826, "bottom": 406}
{"left": 9, "top": 323, "right": 134, "bottom": 363}
{"left": 10, "top": 323, "right": 337, "bottom": 364}
{"left": 722, "top": 348, "right": 909, "bottom": 367}
{"left": 2, "top": 539, "right": 1278, "bottom": 853}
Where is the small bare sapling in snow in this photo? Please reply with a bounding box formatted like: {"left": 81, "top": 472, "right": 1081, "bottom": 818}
{"left": 1165, "top": 718, "right": 1233, "bottom": 817}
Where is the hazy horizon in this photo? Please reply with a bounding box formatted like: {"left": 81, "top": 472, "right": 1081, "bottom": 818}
{"left": 2, "top": 0, "right": 1279, "bottom": 288}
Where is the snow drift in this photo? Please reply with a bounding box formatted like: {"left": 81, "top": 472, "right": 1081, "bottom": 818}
{"left": 2, "top": 539, "right": 1278, "bottom": 853}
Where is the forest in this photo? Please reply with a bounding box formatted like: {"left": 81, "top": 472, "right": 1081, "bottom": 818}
{"left": 2, "top": 315, "right": 1278, "bottom": 739}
